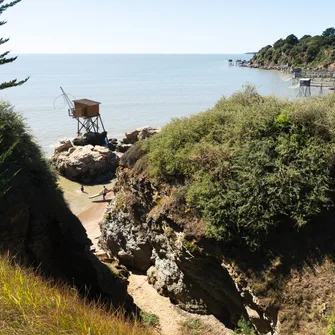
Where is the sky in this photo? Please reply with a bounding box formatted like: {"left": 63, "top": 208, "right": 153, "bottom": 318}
{"left": 1, "top": 0, "right": 335, "bottom": 54}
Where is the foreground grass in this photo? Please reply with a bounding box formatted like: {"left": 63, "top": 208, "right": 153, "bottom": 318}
{"left": 0, "top": 255, "right": 153, "bottom": 335}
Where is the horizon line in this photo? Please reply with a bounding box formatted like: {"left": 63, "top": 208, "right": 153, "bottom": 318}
{"left": 12, "top": 52, "right": 254, "bottom": 55}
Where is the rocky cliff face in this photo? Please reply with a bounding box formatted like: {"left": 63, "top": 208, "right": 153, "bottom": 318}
{"left": 99, "top": 167, "right": 279, "bottom": 333}
{"left": 99, "top": 164, "right": 335, "bottom": 334}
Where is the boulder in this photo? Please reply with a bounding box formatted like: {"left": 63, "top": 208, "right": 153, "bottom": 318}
{"left": 123, "top": 126, "right": 161, "bottom": 145}
{"left": 54, "top": 140, "right": 73, "bottom": 154}
{"left": 51, "top": 144, "right": 119, "bottom": 183}
{"left": 73, "top": 131, "right": 107, "bottom": 147}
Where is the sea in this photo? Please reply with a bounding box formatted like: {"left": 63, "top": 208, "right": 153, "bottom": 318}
{"left": 0, "top": 54, "right": 312, "bottom": 157}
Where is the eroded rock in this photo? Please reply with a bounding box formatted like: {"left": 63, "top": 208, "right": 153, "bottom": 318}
{"left": 123, "top": 126, "right": 161, "bottom": 145}
{"left": 51, "top": 144, "right": 119, "bottom": 183}
{"left": 99, "top": 169, "right": 246, "bottom": 328}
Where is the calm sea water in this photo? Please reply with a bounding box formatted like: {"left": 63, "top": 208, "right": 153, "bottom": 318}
{"left": 1, "top": 54, "right": 305, "bottom": 156}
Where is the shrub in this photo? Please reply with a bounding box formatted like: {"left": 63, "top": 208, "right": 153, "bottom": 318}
{"left": 140, "top": 311, "right": 160, "bottom": 328}
{"left": 130, "top": 88, "right": 335, "bottom": 250}
{"left": 235, "top": 317, "right": 256, "bottom": 335}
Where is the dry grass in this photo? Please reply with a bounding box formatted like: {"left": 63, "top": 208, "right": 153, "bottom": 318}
{"left": 0, "top": 255, "right": 153, "bottom": 335}
{"left": 278, "top": 258, "right": 335, "bottom": 335}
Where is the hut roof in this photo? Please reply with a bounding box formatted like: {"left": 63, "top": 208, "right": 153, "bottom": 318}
{"left": 73, "top": 99, "right": 101, "bottom": 106}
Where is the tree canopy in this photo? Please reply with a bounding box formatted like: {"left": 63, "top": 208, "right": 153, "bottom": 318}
{"left": 322, "top": 27, "right": 335, "bottom": 37}
{"left": 252, "top": 28, "right": 335, "bottom": 68}
{"left": 0, "top": 0, "right": 28, "bottom": 90}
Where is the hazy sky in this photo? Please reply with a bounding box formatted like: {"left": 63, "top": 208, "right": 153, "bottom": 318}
{"left": 1, "top": 0, "right": 335, "bottom": 54}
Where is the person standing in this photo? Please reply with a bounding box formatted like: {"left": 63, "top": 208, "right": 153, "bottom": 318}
{"left": 102, "top": 186, "right": 108, "bottom": 200}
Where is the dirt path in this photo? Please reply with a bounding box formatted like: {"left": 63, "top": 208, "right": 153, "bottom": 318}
{"left": 128, "top": 272, "right": 234, "bottom": 335}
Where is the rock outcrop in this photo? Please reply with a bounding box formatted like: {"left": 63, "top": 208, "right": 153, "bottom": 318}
{"left": 99, "top": 168, "right": 253, "bottom": 330}
{"left": 124, "top": 127, "right": 161, "bottom": 144}
{"left": 51, "top": 141, "right": 119, "bottom": 183}
{"left": 117, "top": 127, "right": 161, "bottom": 153}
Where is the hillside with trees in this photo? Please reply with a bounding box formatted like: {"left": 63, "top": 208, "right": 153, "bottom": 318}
{"left": 251, "top": 27, "right": 335, "bottom": 69}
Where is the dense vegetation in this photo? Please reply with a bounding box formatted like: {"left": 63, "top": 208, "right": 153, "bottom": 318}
{"left": 251, "top": 27, "right": 335, "bottom": 68}
{"left": 0, "top": 255, "right": 152, "bottom": 335}
{"left": 0, "top": 102, "right": 57, "bottom": 197}
{"left": 124, "top": 87, "right": 335, "bottom": 250}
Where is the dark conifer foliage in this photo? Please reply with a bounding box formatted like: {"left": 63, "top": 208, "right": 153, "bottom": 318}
{"left": 0, "top": 0, "right": 29, "bottom": 90}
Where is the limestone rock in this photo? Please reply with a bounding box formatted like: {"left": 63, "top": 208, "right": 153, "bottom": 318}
{"left": 51, "top": 144, "right": 119, "bottom": 183}
{"left": 124, "top": 126, "right": 161, "bottom": 144}
{"left": 99, "top": 169, "right": 246, "bottom": 327}
{"left": 54, "top": 140, "right": 73, "bottom": 153}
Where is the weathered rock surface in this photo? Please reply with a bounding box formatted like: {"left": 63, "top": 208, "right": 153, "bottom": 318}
{"left": 99, "top": 169, "right": 250, "bottom": 330}
{"left": 123, "top": 126, "right": 161, "bottom": 145}
{"left": 51, "top": 142, "right": 119, "bottom": 183}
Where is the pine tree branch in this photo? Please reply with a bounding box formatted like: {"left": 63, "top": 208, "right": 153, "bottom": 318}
{"left": 0, "top": 0, "right": 21, "bottom": 13}
{"left": 0, "top": 51, "right": 17, "bottom": 65}
{"left": 0, "top": 37, "right": 9, "bottom": 45}
{"left": 0, "top": 77, "right": 29, "bottom": 90}
{"left": 0, "top": 0, "right": 28, "bottom": 90}
{"left": 0, "top": 56, "right": 17, "bottom": 65}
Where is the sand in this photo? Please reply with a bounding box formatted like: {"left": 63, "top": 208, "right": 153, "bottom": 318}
{"left": 58, "top": 176, "right": 114, "bottom": 251}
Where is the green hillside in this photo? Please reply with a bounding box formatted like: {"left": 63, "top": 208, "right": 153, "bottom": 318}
{"left": 122, "top": 86, "right": 335, "bottom": 251}
{"left": 251, "top": 27, "right": 335, "bottom": 69}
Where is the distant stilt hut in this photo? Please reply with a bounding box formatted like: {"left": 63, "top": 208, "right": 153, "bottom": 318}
{"left": 297, "top": 78, "right": 311, "bottom": 98}
{"left": 60, "top": 87, "right": 106, "bottom": 136}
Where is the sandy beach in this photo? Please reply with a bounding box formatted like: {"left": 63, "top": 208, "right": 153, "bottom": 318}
{"left": 58, "top": 176, "right": 114, "bottom": 251}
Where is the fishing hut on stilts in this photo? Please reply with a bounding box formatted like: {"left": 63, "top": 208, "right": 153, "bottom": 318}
{"left": 60, "top": 87, "right": 106, "bottom": 136}
{"left": 297, "top": 78, "right": 311, "bottom": 98}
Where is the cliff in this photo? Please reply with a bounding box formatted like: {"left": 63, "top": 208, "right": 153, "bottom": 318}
{"left": 0, "top": 102, "right": 135, "bottom": 311}
{"left": 99, "top": 88, "right": 335, "bottom": 334}
{"left": 251, "top": 28, "right": 335, "bottom": 69}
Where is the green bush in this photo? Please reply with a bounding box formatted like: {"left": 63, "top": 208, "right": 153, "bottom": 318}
{"left": 133, "top": 88, "right": 335, "bottom": 250}
{"left": 140, "top": 311, "right": 159, "bottom": 328}
{"left": 235, "top": 317, "right": 256, "bottom": 335}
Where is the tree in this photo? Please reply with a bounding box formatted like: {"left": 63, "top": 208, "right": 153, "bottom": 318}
{"left": 322, "top": 27, "right": 335, "bottom": 37}
{"left": 273, "top": 38, "right": 284, "bottom": 49}
{"left": 0, "top": 0, "right": 28, "bottom": 90}
{"left": 285, "top": 34, "right": 299, "bottom": 45}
